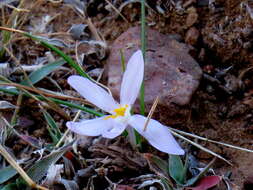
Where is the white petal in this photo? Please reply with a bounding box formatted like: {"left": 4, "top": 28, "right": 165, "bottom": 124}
{"left": 102, "top": 121, "right": 127, "bottom": 139}
{"left": 68, "top": 75, "right": 118, "bottom": 113}
{"left": 120, "top": 50, "right": 144, "bottom": 105}
{"left": 66, "top": 116, "right": 112, "bottom": 136}
{"left": 129, "top": 115, "right": 184, "bottom": 155}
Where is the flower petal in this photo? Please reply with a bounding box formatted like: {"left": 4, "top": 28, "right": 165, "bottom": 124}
{"left": 129, "top": 115, "right": 184, "bottom": 155}
{"left": 102, "top": 121, "right": 127, "bottom": 139}
{"left": 66, "top": 116, "right": 112, "bottom": 136}
{"left": 120, "top": 50, "right": 144, "bottom": 105}
{"left": 68, "top": 75, "right": 118, "bottom": 113}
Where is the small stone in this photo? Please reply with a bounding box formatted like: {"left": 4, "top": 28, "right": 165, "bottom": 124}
{"left": 106, "top": 26, "right": 202, "bottom": 119}
{"left": 185, "top": 27, "right": 200, "bottom": 45}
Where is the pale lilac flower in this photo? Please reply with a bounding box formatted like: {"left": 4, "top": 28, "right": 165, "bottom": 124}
{"left": 66, "top": 50, "right": 184, "bottom": 155}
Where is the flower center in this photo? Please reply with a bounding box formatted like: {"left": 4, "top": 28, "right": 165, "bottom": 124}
{"left": 104, "top": 105, "right": 130, "bottom": 120}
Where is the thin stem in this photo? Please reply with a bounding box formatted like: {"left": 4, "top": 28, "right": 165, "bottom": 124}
{"left": 139, "top": 0, "right": 146, "bottom": 115}
{"left": 55, "top": 110, "right": 81, "bottom": 148}
{"left": 10, "top": 93, "right": 23, "bottom": 125}
{"left": 0, "top": 87, "right": 103, "bottom": 117}
{"left": 143, "top": 96, "right": 159, "bottom": 131}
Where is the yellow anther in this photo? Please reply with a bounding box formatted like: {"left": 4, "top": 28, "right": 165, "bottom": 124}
{"left": 104, "top": 105, "right": 128, "bottom": 120}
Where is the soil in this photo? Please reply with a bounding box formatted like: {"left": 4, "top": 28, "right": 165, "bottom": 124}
{"left": 1, "top": 0, "right": 253, "bottom": 189}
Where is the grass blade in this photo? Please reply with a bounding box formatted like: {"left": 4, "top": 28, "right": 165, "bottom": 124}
{"left": 139, "top": 0, "right": 146, "bottom": 115}
{"left": 21, "top": 59, "right": 65, "bottom": 86}
{"left": 0, "top": 166, "right": 17, "bottom": 184}
{"left": 22, "top": 144, "right": 71, "bottom": 183}
{"left": 0, "top": 87, "right": 103, "bottom": 117}
{"left": 0, "top": 27, "right": 91, "bottom": 79}
{"left": 42, "top": 109, "right": 62, "bottom": 144}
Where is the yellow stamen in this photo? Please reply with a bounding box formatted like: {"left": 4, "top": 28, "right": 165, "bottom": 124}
{"left": 104, "top": 105, "right": 128, "bottom": 120}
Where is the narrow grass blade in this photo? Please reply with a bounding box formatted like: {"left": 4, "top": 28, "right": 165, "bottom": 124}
{"left": 0, "top": 166, "right": 17, "bottom": 184}
{"left": 0, "top": 27, "right": 91, "bottom": 79}
{"left": 24, "top": 32, "right": 91, "bottom": 79}
{"left": 0, "top": 87, "right": 103, "bottom": 117}
{"left": 139, "top": 0, "right": 146, "bottom": 115}
{"left": 21, "top": 59, "right": 65, "bottom": 86}
{"left": 42, "top": 109, "right": 62, "bottom": 144}
{"left": 120, "top": 49, "right": 126, "bottom": 72}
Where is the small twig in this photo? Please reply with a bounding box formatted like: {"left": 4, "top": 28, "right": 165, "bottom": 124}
{"left": 170, "top": 128, "right": 253, "bottom": 153}
{"left": 55, "top": 110, "right": 81, "bottom": 148}
{"left": 0, "top": 82, "right": 89, "bottom": 104}
{"left": 10, "top": 93, "right": 23, "bottom": 125}
{"left": 203, "top": 73, "right": 232, "bottom": 95}
{"left": 4, "top": 4, "right": 30, "bottom": 12}
{"left": 169, "top": 129, "right": 232, "bottom": 165}
{"left": 0, "top": 143, "right": 48, "bottom": 190}
{"left": 104, "top": 0, "right": 129, "bottom": 23}
{"left": 86, "top": 17, "right": 102, "bottom": 41}
{"left": 4, "top": 46, "right": 34, "bottom": 87}
{"left": 143, "top": 96, "right": 159, "bottom": 131}
{"left": 48, "top": 0, "right": 63, "bottom": 3}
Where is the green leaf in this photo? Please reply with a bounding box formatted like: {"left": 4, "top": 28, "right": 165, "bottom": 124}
{"left": 139, "top": 0, "right": 146, "bottom": 115}
{"left": 18, "top": 143, "right": 71, "bottom": 183}
{"left": 21, "top": 59, "right": 65, "bottom": 86}
{"left": 0, "top": 183, "right": 17, "bottom": 190}
{"left": 169, "top": 155, "right": 186, "bottom": 185}
{"left": 42, "top": 110, "right": 62, "bottom": 144}
{"left": 0, "top": 166, "right": 17, "bottom": 184}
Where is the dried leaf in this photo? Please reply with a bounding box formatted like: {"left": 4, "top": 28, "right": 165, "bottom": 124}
{"left": 0, "top": 101, "right": 16, "bottom": 110}
{"left": 184, "top": 158, "right": 216, "bottom": 187}
{"left": 186, "top": 176, "right": 222, "bottom": 190}
{"left": 43, "top": 164, "right": 63, "bottom": 187}
{"left": 59, "top": 179, "right": 79, "bottom": 190}
{"left": 115, "top": 185, "right": 135, "bottom": 190}
{"left": 0, "top": 0, "right": 18, "bottom": 8}
{"left": 19, "top": 135, "right": 41, "bottom": 148}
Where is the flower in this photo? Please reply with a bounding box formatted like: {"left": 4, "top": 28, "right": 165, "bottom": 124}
{"left": 66, "top": 50, "right": 184, "bottom": 155}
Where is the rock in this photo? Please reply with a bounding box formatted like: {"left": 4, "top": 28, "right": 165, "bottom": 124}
{"left": 106, "top": 27, "right": 202, "bottom": 123}
{"left": 185, "top": 27, "right": 199, "bottom": 45}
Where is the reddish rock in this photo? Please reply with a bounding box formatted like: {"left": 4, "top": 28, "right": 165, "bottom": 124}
{"left": 106, "top": 27, "right": 202, "bottom": 123}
